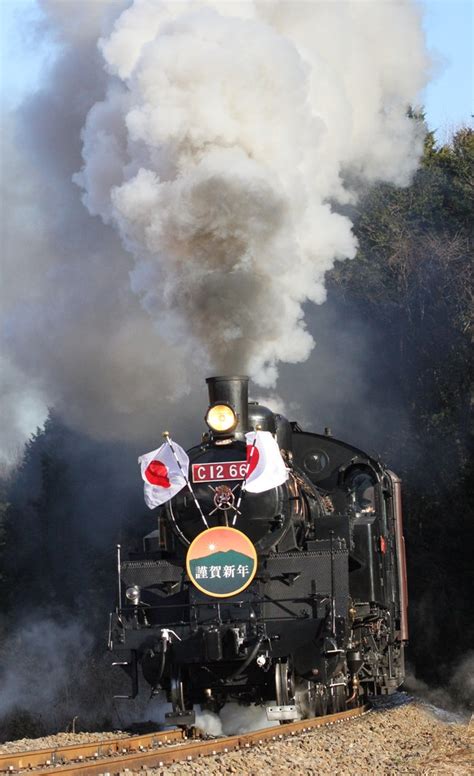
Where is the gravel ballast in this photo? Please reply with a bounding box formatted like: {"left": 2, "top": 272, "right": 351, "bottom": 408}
{"left": 160, "top": 701, "right": 472, "bottom": 776}
{"left": 0, "top": 699, "right": 471, "bottom": 774}
{"left": 0, "top": 730, "right": 131, "bottom": 754}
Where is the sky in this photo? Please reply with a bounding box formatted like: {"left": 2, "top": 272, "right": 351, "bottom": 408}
{"left": 0, "top": 0, "right": 472, "bottom": 136}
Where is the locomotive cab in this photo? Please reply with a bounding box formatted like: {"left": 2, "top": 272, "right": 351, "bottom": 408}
{"left": 109, "top": 375, "right": 408, "bottom": 725}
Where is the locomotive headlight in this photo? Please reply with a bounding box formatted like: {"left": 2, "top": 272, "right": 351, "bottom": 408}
{"left": 205, "top": 403, "right": 237, "bottom": 434}
{"left": 125, "top": 585, "right": 141, "bottom": 605}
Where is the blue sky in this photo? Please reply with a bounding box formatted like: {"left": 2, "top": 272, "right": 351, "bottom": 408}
{"left": 422, "top": 0, "right": 473, "bottom": 137}
{"left": 1, "top": 0, "right": 473, "bottom": 137}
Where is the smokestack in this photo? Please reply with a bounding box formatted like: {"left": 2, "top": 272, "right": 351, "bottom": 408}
{"left": 206, "top": 376, "right": 249, "bottom": 441}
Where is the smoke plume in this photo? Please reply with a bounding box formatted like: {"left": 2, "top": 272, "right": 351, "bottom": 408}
{"left": 0, "top": 618, "right": 118, "bottom": 738}
{"left": 405, "top": 653, "right": 474, "bottom": 718}
{"left": 1, "top": 0, "right": 430, "bottom": 453}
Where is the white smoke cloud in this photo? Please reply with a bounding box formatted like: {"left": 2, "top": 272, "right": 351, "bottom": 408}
{"left": 0, "top": 355, "right": 48, "bottom": 468}
{"left": 75, "top": 0, "right": 429, "bottom": 388}
{"left": 191, "top": 702, "right": 276, "bottom": 736}
{"left": 1, "top": 0, "right": 430, "bottom": 454}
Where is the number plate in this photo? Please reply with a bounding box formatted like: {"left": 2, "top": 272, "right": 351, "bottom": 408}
{"left": 192, "top": 461, "right": 248, "bottom": 483}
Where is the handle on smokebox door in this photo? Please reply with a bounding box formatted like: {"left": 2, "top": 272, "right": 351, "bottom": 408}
{"left": 163, "top": 431, "right": 209, "bottom": 530}
{"left": 232, "top": 425, "right": 261, "bottom": 527}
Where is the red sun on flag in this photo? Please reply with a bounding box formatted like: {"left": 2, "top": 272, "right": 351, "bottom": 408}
{"left": 144, "top": 460, "right": 171, "bottom": 488}
{"left": 246, "top": 444, "right": 260, "bottom": 476}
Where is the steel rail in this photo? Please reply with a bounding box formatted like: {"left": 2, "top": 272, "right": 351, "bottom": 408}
{"left": 0, "top": 705, "right": 369, "bottom": 775}
{"left": 0, "top": 728, "right": 185, "bottom": 772}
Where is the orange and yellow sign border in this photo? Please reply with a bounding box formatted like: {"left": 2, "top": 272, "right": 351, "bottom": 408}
{"left": 186, "top": 526, "right": 258, "bottom": 598}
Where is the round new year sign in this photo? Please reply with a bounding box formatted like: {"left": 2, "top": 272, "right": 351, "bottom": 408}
{"left": 186, "top": 526, "right": 258, "bottom": 597}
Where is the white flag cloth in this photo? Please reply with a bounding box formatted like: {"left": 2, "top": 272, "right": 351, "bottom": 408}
{"left": 244, "top": 431, "right": 289, "bottom": 493}
{"left": 138, "top": 439, "right": 189, "bottom": 509}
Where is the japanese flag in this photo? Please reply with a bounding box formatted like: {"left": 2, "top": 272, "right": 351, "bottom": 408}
{"left": 138, "top": 439, "right": 189, "bottom": 509}
{"left": 244, "top": 430, "right": 289, "bottom": 493}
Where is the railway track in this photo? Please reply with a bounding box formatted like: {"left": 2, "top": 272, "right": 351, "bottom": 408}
{"left": 0, "top": 705, "right": 369, "bottom": 775}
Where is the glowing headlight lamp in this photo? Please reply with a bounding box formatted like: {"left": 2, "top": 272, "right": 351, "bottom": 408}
{"left": 205, "top": 403, "right": 237, "bottom": 435}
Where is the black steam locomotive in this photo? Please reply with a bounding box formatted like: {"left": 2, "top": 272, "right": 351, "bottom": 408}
{"left": 109, "top": 376, "right": 408, "bottom": 725}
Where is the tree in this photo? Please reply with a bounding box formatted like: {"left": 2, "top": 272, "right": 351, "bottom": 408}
{"left": 328, "top": 127, "right": 473, "bottom": 684}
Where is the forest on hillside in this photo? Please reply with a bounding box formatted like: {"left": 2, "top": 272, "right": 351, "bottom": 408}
{"left": 0, "top": 127, "right": 472, "bottom": 736}
{"left": 330, "top": 126, "right": 473, "bottom": 689}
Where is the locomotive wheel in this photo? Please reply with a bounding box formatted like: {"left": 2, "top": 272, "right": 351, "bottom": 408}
{"left": 329, "top": 684, "right": 346, "bottom": 713}
{"left": 299, "top": 682, "right": 328, "bottom": 718}
{"left": 275, "top": 660, "right": 295, "bottom": 706}
{"left": 170, "top": 667, "right": 185, "bottom": 712}
{"left": 314, "top": 685, "right": 329, "bottom": 716}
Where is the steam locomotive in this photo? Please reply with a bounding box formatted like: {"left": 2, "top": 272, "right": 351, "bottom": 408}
{"left": 109, "top": 376, "right": 408, "bottom": 725}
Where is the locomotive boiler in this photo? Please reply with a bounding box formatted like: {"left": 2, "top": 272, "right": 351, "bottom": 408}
{"left": 108, "top": 375, "right": 408, "bottom": 725}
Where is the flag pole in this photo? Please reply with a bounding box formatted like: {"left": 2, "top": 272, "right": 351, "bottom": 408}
{"left": 232, "top": 425, "right": 261, "bottom": 526}
{"left": 163, "top": 432, "right": 209, "bottom": 529}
